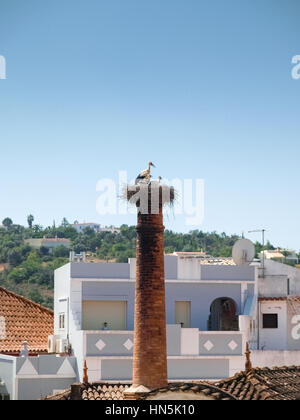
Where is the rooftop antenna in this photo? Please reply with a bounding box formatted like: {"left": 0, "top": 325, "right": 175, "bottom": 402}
{"left": 248, "top": 229, "right": 267, "bottom": 278}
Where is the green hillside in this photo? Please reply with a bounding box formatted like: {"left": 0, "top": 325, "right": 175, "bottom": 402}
{"left": 0, "top": 216, "right": 274, "bottom": 309}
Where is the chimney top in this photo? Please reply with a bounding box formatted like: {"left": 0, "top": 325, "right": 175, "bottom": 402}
{"left": 245, "top": 342, "right": 252, "bottom": 372}
{"left": 83, "top": 360, "right": 88, "bottom": 384}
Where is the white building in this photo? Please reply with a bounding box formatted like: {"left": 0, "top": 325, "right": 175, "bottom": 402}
{"left": 73, "top": 223, "right": 101, "bottom": 234}
{"left": 2, "top": 254, "right": 300, "bottom": 399}
{"left": 73, "top": 223, "right": 120, "bottom": 235}
{"left": 25, "top": 237, "right": 71, "bottom": 252}
{"left": 53, "top": 255, "right": 300, "bottom": 383}
{"left": 99, "top": 227, "right": 121, "bottom": 234}
{"left": 260, "top": 249, "right": 299, "bottom": 264}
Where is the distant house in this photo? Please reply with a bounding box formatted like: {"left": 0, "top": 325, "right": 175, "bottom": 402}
{"left": 73, "top": 223, "right": 120, "bottom": 235}
{"left": 260, "top": 249, "right": 299, "bottom": 264}
{"left": 99, "top": 227, "right": 120, "bottom": 234}
{"left": 73, "top": 223, "right": 101, "bottom": 234}
{"left": 260, "top": 249, "right": 285, "bottom": 260}
{"left": 25, "top": 237, "right": 71, "bottom": 253}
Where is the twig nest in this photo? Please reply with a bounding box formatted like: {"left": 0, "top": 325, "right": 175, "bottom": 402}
{"left": 121, "top": 182, "right": 176, "bottom": 211}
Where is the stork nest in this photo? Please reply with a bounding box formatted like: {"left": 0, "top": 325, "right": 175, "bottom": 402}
{"left": 120, "top": 182, "right": 177, "bottom": 208}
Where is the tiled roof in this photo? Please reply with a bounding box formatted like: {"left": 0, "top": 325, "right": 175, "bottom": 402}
{"left": 139, "top": 383, "right": 237, "bottom": 400}
{"left": 199, "top": 258, "right": 236, "bottom": 266}
{"left": 45, "top": 384, "right": 130, "bottom": 400}
{"left": 43, "top": 389, "right": 71, "bottom": 401}
{"left": 258, "top": 297, "right": 288, "bottom": 301}
{"left": 82, "top": 384, "right": 130, "bottom": 400}
{"left": 0, "top": 287, "right": 53, "bottom": 354}
{"left": 215, "top": 366, "right": 300, "bottom": 400}
{"left": 166, "top": 252, "right": 236, "bottom": 265}
{"left": 45, "top": 382, "right": 236, "bottom": 400}
{"left": 45, "top": 367, "right": 300, "bottom": 400}
{"left": 258, "top": 296, "right": 300, "bottom": 302}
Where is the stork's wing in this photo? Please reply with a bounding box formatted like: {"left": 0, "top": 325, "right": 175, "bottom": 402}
{"left": 135, "top": 167, "right": 151, "bottom": 184}
{"left": 138, "top": 168, "right": 149, "bottom": 178}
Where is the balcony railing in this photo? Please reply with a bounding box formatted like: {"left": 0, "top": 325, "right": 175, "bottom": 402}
{"left": 83, "top": 326, "right": 244, "bottom": 357}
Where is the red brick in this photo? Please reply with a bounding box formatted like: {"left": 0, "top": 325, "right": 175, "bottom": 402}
{"left": 132, "top": 187, "right": 168, "bottom": 390}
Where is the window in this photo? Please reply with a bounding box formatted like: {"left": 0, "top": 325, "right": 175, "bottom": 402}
{"left": 175, "top": 301, "right": 191, "bottom": 328}
{"left": 59, "top": 314, "right": 65, "bottom": 330}
{"left": 82, "top": 301, "right": 127, "bottom": 331}
{"left": 263, "top": 314, "right": 278, "bottom": 329}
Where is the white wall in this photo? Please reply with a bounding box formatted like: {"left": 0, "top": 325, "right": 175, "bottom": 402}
{"left": 258, "top": 275, "right": 288, "bottom": 298}
{"left": 177, "top": 258, "right": 201, "bottom": 280}
{"left": 264, "top": 260, "right": 300, "bottom": 295}
{"left": 54, "top": 263, "right": 71, "bottom": 338}
{"left": 166, "top": 282, "right": 242, "bottom": 330}
{"left": 251, "top": 350, "right": 300, "bottom": 368}
{"left": 73, "top": 224, "right": 100, "bottom": 233}
{"left": 259, "top": 301, "right": 287, "bottom": 350}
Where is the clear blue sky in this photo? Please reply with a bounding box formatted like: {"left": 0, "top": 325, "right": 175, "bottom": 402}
{"left": 0, "top": 0, "right": 299, "bottom": 249}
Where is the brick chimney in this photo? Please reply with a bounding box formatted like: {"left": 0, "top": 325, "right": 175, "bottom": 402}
{"left": 125, "top": 183, "right": 174, "bottom": 398}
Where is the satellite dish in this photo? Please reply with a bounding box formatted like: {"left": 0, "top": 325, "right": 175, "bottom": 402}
{"left": 232, "top": 239, "right": 255, "bottom": 266}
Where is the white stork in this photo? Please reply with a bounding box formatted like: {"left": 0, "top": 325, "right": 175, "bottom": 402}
{"left": 135, "top": 162, "right": 156, "bottom": 184}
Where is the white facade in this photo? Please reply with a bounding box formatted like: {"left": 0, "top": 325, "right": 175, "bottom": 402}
{"left": 53, "top": 256, "right": 300, "bottom": 382}
{"left": 73, "top": 224, "right": 120, "bottom": 235}
{"left": 0, "top": 354, "right": 77, "bottom": 400}
{"left": 99, "top": 227, "right": 121, "bottom": 234}
{"left": 73, "top": 223, "right": 101, "bottom": 233}
{"left": 259, "top": 300, "right": 287, "bottom": 350}
{"left": 260, "top": 249, "right": 299, "bottom": 264}
{"left": 54, "top": 257, "right": 255, "bottom": 381}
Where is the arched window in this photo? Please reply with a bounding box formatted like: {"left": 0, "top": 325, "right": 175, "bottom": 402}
{"left": 208, "top": 298, "right": 238, "bottom": 331}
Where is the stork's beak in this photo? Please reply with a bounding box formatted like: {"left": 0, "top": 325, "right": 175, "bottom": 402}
{"left": 151, "top": 163, "right": 156, "bottom": 168}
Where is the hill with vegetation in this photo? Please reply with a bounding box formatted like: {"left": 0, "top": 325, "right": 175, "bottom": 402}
{"left": 0, "top": 215, "right": 275, "bottom": 309}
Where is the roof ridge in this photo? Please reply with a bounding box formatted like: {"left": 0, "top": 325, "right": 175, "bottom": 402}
{"left": 0, "top": 286, "right": 53, "bottom": 315}
{"left": 140, "top": 382, "right": 238, "bottom": 400}
{"left": 246, "top": 366, "right": 300, "bottom": 400}
{"left": 215, "top": 370, "right": 248, "bottom": 385}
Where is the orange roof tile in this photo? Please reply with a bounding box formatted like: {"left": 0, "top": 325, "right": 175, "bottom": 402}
{"left": 0, "top": 287, "right": 53, "bottom": 354}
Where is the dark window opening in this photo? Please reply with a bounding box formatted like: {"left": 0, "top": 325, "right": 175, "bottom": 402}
{"left": 263, "top": 314, "right": 278, "bottom": 329}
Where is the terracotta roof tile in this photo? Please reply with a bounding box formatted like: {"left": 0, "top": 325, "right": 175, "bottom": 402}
{"left": 139, "top": 382, "right": 237, "bottom": 400}
{"left": 215, "top": 366, "right": 300, "bottom": 400}
{"left": 258, "top": 295, "right": 300, "bottom": 303}
{"left": 0, "top": 287, "right": 53, "bottom": 354}
{"left": 46, "top": 382, "right": 236, "bottom": 400}
{"left": 45, "top": 367, "right": 300, "bottom": 400}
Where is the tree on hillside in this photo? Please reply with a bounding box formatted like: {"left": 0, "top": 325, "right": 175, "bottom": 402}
{"left": 31, "top": 224, "right": 44, "bottom": 237}
{"left": 27, "top": 214, "right": 34, "bottom": 229}
{"left": 52, "top": 246, "right": 69, "bottom": 258}
{"left": 61, "top": 218, "right": 70, "bottom": 227}
{"left": 2, "top": 218, "right": 13, "bottom": 228}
